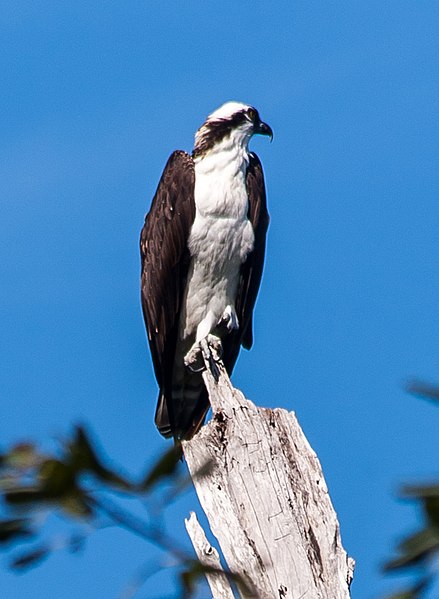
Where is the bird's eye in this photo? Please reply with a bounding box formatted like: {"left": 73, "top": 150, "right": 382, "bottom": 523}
{"left": 247, "top": 108, "right": 256, "bottom": 121}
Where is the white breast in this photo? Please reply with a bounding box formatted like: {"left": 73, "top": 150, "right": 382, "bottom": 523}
{"left": 180, "top": 139, "right": 255, "bottom": 342}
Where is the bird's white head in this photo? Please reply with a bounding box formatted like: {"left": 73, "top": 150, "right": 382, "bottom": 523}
{"left": 193, "top": 101, "right": 272, "bottom": 159}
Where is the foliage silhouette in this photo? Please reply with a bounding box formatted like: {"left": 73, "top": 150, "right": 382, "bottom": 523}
{"left": 0, "top": 425, "right": 227, "bottom": 598}
{"left": 384, "top": 381, "right": 439, "bottom": 599}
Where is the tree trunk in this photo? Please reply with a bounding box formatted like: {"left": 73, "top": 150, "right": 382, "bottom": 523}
{"left": 182, "top": 346, "right": 354, "bottom": 599}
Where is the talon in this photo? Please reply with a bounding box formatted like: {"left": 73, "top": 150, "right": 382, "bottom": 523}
{"left": 219, "top": 306, "right": 239, "bottom": 332}
{"left": 184, "top": 335, "right": 223, "bottom": 377}
{"left": 184, "top": 344, "right": 205, "bottom": 372}
{"left": 200, "top": 338, "right": 220, "bottom": 382}
{"left": 187, "top": 361, "right": 206, "bottom": 374}
{"left": 206, "top": 334, "right": 223, "bottom": 362}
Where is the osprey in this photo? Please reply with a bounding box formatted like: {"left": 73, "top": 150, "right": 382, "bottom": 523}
{"left": 140, "top": 102, "right": 272, "bottom": 440}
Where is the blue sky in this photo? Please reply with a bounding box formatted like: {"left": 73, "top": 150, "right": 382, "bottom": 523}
{"left": 2, "top": 1, "right": 439, "bottom": 597}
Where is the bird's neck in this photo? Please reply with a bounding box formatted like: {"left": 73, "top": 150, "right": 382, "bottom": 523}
{"left": 194, "top": 132, "right": 250, "bottom": 177}
{"left": 193, "top": 134, "right": 251, "bottom": 221}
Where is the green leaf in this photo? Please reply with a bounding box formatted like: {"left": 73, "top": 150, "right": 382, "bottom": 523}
{"left": 0, "top": 518, "right": 33, "bottom": 543}
{"left": 385, "top": 591, "right": 416, "bottom": 599}
{"left": 180, "top": 569, "right": 196, "bottom": 596}
{"left": 67, "top": 426, "right": 133, "bottom": 491}
{"left": 402, "top": 483, "right": 439, "bottom": 498}
{"left": 140, "top": 445, "right": 182, "bottom": 491}
{"left": 384, "top": 576, "right": 432, "bottom": 599}
{"left": 0, "top": 473, "right": 24, "bottom": 492}
{"left": 5, "top": 460, "right": 78, "bottom": 504}
{"left": 38, "top": 459, "right": 76, "bottom": 497}
{"left": 178, "top": 560, "right": 253, "bottom": 598}
{"left": 400, "top": 527, "right": 439, "bottom": 554}
{"left": 68, "top": 533, "right": 85, "bottom": 553}
{"left": 59, "top": 492, "right": 93, "bottom": 518}
{"left": 4, "top": 443, "right": 41, "bottom": 470}
{"left": 424, "top": 496, "right": 439, "bottom": 527}
{"left": 400, "top": 484, "right": 439, "bottom": 528}
{"left": 384, "top": 527, "right": 439, "bottom": 571}
{"left": 5, "top": 487, "right": 47, "bottom": 505}
{"left": 407, "top": 379, "right": 439, "bottom": 403}
{"left": 179, "top": 560, "right": 206, "bottom": 597}
{"left": 10, "top": 545, "right": 49, "bottom": 570}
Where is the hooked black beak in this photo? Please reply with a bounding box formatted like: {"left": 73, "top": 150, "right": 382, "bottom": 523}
{"left": 254, "top": 119, "right": 273, "bottom": 141}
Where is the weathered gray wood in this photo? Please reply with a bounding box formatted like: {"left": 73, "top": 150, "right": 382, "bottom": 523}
{"left": 185, "top": 511, "right": 236, "bottom": 599}
{"left": 183, "top": 351, "right": 354, "bottom": 599}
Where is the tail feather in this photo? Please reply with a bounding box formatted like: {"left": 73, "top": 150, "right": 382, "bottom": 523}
{"left": 155, "top": 374, "right": 210, "bottom": 440}
{"left": 154, "top": 391, "right": 173, "bottom": 438}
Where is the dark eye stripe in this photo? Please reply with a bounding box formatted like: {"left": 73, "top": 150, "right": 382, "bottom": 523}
{"left": 193, "top": 109, "right": 250, "bottom": 158}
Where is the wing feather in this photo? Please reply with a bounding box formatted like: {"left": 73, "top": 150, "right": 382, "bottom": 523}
{"left": 140, "top": 150, "right": 195, "bottom": 391}
{"left": 223, "top": 152, "right": 269, "bottom": 372}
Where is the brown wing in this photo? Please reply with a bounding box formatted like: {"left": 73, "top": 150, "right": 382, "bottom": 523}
{"left": 140, "top": 150, "right": 195, "bottom": 398}
{"left": 223, "top": 152, "right": 269, "bottom": 372}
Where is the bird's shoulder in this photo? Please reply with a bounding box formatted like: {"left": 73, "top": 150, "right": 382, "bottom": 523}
{"left": 140, "top": 150, "right": 195, "bottom": 249}
{"left": 151, "top": 150, "right": 194, "bottom": 206}
{"left": 248, "top": 151, "right": 262, "bottom": 167}
{"left": 245, "top": 152, "right": 268, "bottom": 226}
{"left": 163, "top": 149, "right": 195, "bottom": 173}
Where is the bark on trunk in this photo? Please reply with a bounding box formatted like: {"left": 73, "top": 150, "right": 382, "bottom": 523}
{"left": 183, "top": 348, "right": 354, "bottom": 598}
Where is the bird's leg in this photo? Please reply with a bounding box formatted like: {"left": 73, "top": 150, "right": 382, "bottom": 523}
{"left": 206, "top": 334, "right": 223, "bottom": 362}
{"left": 184, "top": 342, "right": 205, "bottom": 372}
{"left": 218, "top": 305, "right": 239, "bottom": 332}
{"left": 184, "top": 334, "right": 223, "bottom": 376}
{"left": 200, "top": 336, "right": 221, "bottom": 382}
